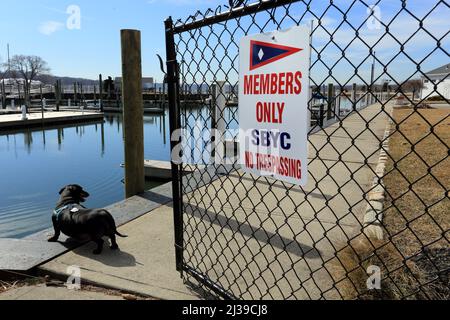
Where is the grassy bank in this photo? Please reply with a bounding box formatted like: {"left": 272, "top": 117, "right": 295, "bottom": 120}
{"left": 330, "top": 108, "right": 449, "bottom": 300}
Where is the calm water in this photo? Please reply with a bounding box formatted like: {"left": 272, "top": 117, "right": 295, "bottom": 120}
{"left": 0, "top": 104, "right": 239, "bottom": 239}
{"left": 0, "top": 112, "right": 171, "bottom": 239}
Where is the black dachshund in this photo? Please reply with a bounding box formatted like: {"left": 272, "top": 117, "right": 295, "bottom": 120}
{"left": 48, "top": 185, "right": 127, "bottom": 255}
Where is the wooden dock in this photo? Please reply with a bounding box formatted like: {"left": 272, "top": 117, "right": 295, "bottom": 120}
{"left": 0, "top": 111, "right": 104, "bottom": 131}
{"left": 102, "top": 106, "right": 165, "bottom": 114}
{"left": 121, "top": 160, "right": 195, "bottom": 179}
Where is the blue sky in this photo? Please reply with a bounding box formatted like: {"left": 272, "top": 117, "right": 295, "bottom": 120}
{"left": 0, "top": 0, "right": 448, "bottom": 85}
{"left": 0, "top": 0, "right": 224, "bottom": 81}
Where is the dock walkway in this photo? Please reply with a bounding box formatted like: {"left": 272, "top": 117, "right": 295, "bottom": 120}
{"left": 0, "top": 111, "right": 104, "bottom": 131}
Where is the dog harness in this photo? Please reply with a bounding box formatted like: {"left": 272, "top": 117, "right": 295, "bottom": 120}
{"left": 53, "top": 204, "right": 80, "bottom": 222}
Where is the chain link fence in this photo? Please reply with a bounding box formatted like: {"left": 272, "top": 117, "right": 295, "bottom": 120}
{"left": 165, "top": 0, "right": 449, "bottom": 300}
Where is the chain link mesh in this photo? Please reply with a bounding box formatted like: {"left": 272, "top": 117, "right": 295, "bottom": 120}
{"left": 166, "top": 0, "right": 449, "bottom": 300}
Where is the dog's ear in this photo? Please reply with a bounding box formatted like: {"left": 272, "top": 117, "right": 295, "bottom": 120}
{"left": 58, "top": 187, "right": 66, "bottom": 195}
{"left": 73, "top": 185, "right": 89, "bottom": 198}
{"left": 81, "top": 189, "right": 90, "bottom": 198}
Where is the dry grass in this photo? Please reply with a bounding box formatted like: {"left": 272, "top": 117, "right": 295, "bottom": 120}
{"left": 384, "top": 109, "right": 449, "bottom": 254}
{"left": 329, "top": 108, "right": 449, "bottom": 300}
{"left": 0, "top": 277, "right": 44, "bottom": 294}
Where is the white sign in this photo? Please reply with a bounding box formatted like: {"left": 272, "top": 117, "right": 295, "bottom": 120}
{"left": 239, "top": 26, "right": 311, "bottom": 186}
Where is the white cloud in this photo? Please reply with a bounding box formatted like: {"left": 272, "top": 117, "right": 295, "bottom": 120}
{"left": 39, "top": 21, "right": 64, "bottom": 36}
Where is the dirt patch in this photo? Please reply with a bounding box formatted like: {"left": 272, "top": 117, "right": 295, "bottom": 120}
{"left": 0, "top": 273, "right": 153, "bottom": 300}
{"left": 329, "top": 108, "right": 449, "bottom": 300}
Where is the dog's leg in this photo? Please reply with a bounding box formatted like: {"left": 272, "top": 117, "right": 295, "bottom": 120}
{"left": 110, "top": 234, "right": 119, "bottom": 250}
{"left": 48, "top": 216, "right": 61, "bottom": 242}
{"left": 93, "top": 238, "right": 104, "bottom": 255}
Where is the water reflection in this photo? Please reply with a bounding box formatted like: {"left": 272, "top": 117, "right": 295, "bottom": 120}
{"left": 0, "top": 104, "right": 235, "bottom": 238}
{"left": 0, "top": 111, "right": 171, "bottom": 238}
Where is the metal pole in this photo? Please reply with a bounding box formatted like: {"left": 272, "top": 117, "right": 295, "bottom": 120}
{"left": 370, "top": 51, "right": 376, "bottom": 105}
{"left": 165, "top": 17, "right": 184, "bottom": 274}
{"left": 121, "top": 29, "right": 145, "bottom": 198}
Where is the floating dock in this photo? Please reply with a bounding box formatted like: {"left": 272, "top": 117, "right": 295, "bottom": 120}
{"left": 0, "top": 111, "right": 104, "bottom": 131}
{"left": 121, "top": 160, "right": 193, "bottom": 179}
{"left": 102, "top": 106, "right": 165, "bottom": 114}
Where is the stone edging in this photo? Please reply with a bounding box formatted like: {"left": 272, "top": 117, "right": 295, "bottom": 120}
{"left": 363, "top": 112, "right": 394, "bottom": 240}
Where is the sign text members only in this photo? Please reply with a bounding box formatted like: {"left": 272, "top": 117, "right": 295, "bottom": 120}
{"left": 239, "top": 26, "right": 311, "bottom": 186}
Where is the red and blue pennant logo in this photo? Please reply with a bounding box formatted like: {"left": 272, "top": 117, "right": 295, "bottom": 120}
{"left": 250, "top": 40, "right": 303, "bottom": 71}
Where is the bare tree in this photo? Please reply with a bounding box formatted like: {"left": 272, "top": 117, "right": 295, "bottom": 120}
{"left": 9, "top": 55, "right": 50, "bottom": 108}
{"left": 401, "top": 79, "right": 424, "bottom": 99}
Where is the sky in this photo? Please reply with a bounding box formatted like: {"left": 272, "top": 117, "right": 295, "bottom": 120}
{"left": 0, "top": 0, "right": 225, "bottom": 82}
{"left": 0, "top": 0, "right": 448, "bottom": 86}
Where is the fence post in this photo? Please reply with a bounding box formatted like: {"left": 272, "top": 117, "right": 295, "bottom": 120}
{"left": 121, "top": 29, "right": 145, "bottom": 198}
{"left": 165, "top": 17, "right": 184, "bottom": 274}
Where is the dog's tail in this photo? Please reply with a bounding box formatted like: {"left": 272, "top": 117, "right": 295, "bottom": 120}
{"left": 115, "top": 230, "right": 128, "bottom": 238}
{"left": 103, "top": 210, "right": 128, "bottom": 238}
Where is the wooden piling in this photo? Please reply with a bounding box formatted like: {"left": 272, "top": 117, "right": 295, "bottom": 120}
{"left": 211, "top": 81, "right": 227, "bottom": 164}
{"left": 74, "top": 82, "right": 78, "bottom": 106}
{"left": 1, "top": 81, "right": 5, "bottom": 109}
{"left": 40, "top": 84, "right": 44, "bottom": 119}
{"left": 327, "top": 83, "right": 333, "bottom": 120}
{"left": 352, "top": 83, "right": 357, "bottom": 110}
{"left": 80, "top": 83, "right": 84, "bottom": 106}
{"left": 94, "top": 85, "right": 97, "bottom": 107}
{"left": 55, "top": 80, "right": 61, "bottom": 112}
{"left": 18, "top": 84, "right": 22, "bottom": 108}
{"left": 121, "top": 29, "right": 145, "bottom": 198}
{"left": 99, "top": 74, "right": 103, "bottom": 112}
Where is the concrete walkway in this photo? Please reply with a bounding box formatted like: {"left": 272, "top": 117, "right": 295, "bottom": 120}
{"left": 178, "top": 103, "right": 391, "bottom": 299}
{"left": 38, "top": 103, "right": 391, "bottom": 300}
{"left": 39, "top": 205, "right": 200, "bottom": 300}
